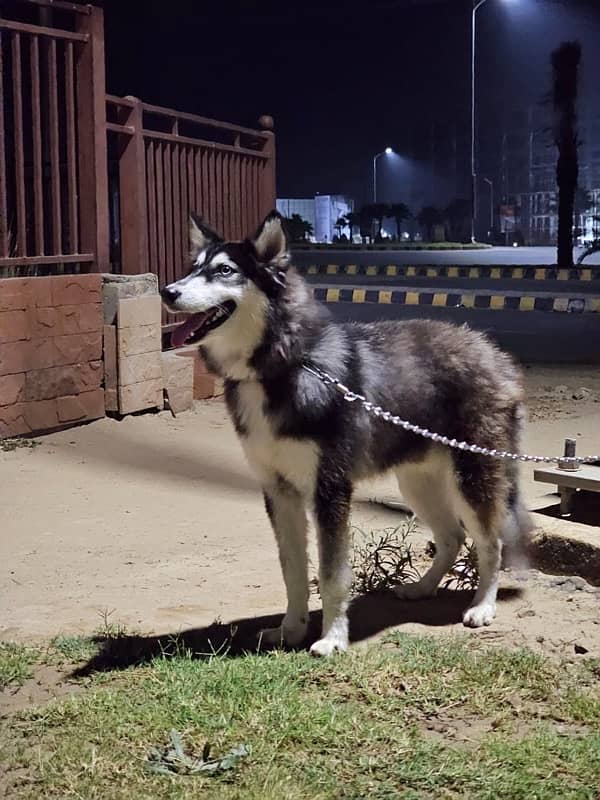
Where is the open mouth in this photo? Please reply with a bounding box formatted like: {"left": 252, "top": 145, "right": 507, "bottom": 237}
{"left": 170, "top": 301, "right": 236, "bottom": 348}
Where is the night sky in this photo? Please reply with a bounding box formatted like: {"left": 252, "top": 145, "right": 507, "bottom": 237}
{"left": 101, "top": 0, "right": 600, "bottom": 206}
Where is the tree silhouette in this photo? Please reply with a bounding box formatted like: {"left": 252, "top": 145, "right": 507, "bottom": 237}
{"left": 282, "top": 214, "right": 313, "bottom": 242}
{"left": 389, "top": 203, "right": 411, "bottom": 239}
{"left": 552, "top": 41, "right": 581, "bottom": 267}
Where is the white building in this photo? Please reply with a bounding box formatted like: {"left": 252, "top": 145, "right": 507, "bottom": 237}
{"left": 276, "top": 195, "right": 354, "bottom": 242}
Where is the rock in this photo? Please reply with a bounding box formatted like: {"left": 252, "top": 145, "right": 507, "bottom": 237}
{"left": 574, "top": 643, "right": 589, "bottom": 655}
{"left": 572, "top": 387, "right": 592, "bottom": 400}
{"left": 554, "top": 385, "right": 569, "bottom": 396}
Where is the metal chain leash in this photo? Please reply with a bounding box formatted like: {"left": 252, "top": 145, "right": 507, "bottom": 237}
{"left": 302, "top": 363, "right": 600, "bottom": 467}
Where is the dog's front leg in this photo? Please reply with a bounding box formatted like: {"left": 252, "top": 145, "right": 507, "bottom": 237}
{"left": 260, "top": 482, "right": 309, "bottom": 648}
{"left": 310, "top": 472, "right": 353, "bottom": 657}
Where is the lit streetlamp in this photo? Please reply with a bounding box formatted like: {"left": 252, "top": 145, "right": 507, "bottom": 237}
{"left": 373, "top": 147, "right": 393, "bottom": 202}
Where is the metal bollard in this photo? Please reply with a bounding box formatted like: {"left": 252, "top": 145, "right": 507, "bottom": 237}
{"left": 558, "top": 438, "right": 580, "bottom": 472}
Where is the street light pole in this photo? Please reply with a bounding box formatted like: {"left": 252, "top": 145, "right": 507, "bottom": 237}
{"left": 472, "top": 0, "right": 495, "bottom": 244}
{"left": 373, "top": 147, "right": 393, "bottom": 202}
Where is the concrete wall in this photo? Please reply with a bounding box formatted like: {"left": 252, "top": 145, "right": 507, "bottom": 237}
{"left": 0, "top": 275, "right": 105, "bottom": 437}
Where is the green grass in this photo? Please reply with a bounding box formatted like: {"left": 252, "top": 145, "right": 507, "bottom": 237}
{"left": 1, "top": 634, "right": 599, "bottom": 799}
{"left": 0, "top": 642, "right": 38, "bottom": 689}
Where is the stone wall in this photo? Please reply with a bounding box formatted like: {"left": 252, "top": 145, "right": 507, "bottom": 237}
{"left": 0, "top": 275, "right": 105, "bottom": 437}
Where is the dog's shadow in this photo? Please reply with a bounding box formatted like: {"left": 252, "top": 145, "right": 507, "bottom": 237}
{"left": 72, "top": 587, "right": 521, "bottom": 677}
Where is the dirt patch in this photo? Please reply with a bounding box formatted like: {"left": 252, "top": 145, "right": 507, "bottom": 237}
{"left": 1, "top": 364, "right": 599, "bottom": 665}
{"left": 0, "top": 664, "right": 85, "bottom": 715}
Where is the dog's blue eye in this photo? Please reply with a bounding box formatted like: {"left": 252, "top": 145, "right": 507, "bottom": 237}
{"left": 219, "top": 265, "right": 234, "bottom": 276}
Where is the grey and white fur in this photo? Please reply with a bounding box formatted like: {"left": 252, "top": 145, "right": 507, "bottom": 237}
{"left": 161, "top": 211, "right": 532, "bottom": 657}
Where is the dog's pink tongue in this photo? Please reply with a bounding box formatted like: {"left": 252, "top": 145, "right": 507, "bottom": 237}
{"left": 171, "top": 312, "right": 209, "bottom": 348}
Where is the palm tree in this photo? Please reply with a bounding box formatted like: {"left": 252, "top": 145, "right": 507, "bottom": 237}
{"left": 283, "top": 213, "right": 313, "bottom": 242}
{"left": 361, "top": 203, "right": 390, "bottom": 240}
{"left": 389, "top": 203, "right": 411, "bottom": 240}
{"left": 444, "top": 199, "right": 471, "bottom": 243}
{"left": 334, "top": 216, "right": 346, "bottom": 239}
{"left": 345, "top": 211, "right": 361, "bottom": 241}
{"left": 416, "top": 206, "right": 445, "bottom": 242}
{"left": 552, "top": 41, "right": 581, "bottom": 267}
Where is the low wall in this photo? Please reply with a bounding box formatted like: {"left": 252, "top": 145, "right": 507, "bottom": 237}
{"left": 0, "top": 275, "right": 105, "bottom": 437}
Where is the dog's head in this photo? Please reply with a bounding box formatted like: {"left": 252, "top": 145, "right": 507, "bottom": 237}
{"left": 161, "top": 211, "right": 289, "bottom": 348}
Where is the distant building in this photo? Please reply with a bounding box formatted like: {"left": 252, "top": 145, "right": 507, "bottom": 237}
{"left": 277, "top": 195, "right": 354, "bottom": 242}
{"left": 479, "top": 106, "right": 600, "bottom": 244}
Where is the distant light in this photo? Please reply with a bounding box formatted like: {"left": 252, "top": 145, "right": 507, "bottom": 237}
{"left": 385, "top": 147, "right": 393, "bottom": 155}
{"left": 513, "top": 241, "right": 519, "bottom": 247}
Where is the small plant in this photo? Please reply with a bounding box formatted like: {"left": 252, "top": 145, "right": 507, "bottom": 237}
{"left": 146, "top": 729, "right": 249, "bottom": 776}
{"left": 0, "top": 437, "right": 41, "bottom": 452}
{"left": 351, "top": 520, "right": 421, "bottom": 594}
{"left": 429, "top": 541, "right": 480, "bottom": 591}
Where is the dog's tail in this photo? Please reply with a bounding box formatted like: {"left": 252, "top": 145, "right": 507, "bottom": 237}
{"left": 501, "top": 403, "right": 534, "bottom": 569}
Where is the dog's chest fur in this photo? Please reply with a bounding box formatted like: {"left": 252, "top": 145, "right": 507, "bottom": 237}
{"left": 232, "top": 380, "right": 320, "bottom": 497}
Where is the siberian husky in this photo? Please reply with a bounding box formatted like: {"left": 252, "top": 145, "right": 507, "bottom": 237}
{"left": 161, "top": 211, "right": 531, "bottom": 656}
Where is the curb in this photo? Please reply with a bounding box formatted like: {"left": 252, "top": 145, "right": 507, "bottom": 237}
{"left": 301, "top": 264, "right": 600, "bottom": 282}
{"left": 312, "top": 285, "right": 600, "bottom": 313}
{"left": 529, "top": 513, "right": 600, "bottom": 587}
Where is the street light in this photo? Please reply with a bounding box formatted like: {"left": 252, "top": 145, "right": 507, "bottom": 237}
{"left": 471, "top": 0, "right": 514, "bottom": 242}
{"left": 373, "top": 147, "right": 394, "bottom": 202}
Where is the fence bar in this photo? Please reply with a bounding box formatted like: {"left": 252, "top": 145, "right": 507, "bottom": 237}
{"left": 164, "top": 143, "right": 174, "bottom": 286}
{"left": 0, "top": 18, "right": 88, "bottom": 42}
{"left": 21, "top": 0, "right": 91, "bottom": 14}
{"left": 117, "top": 96, "right": 148, "bottom": 273}
{"left": 30, "top": 36, "right": 44, "bottom": 255}
{"left": 0, "top": 253, "right": 93, "bottom": 267}
{"left": 155, "top": 142, "right": 166, "bottom": 275}
{"left": 47, "top": 37, "right": 62, "bottom": 253}
{"left": 179, "top": 145, "right": 188, "bottom": 272}
{"left": 141, "top": 129, "right": 267, "bottom": 160}
{"left": 11, "top": 33, "right": 26, "bottom": 256}
{"left": 140, "top": 100, "right": 270, "bottom": 141}
{"left": 0, "top": 37, "right": 8, "bottom": 257}
{"left": 76, "top": 5, "right": 109, "bottom": 271}
{"left": 146, "top": 140, "right": 157, "bottom": 275}
{"left": 172, "top": 144, "right": 181, "bottom": 275}
{"left": 64, "top": 41, "right": 78, "bottom": 254}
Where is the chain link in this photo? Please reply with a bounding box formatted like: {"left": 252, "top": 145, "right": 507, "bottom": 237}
{"left": 302, "top": 363, "right": 600, "bottom": 466}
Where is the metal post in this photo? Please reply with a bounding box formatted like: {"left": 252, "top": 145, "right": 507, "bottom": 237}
{"left": 484, "top": 177, "right": 493, "bottom": 230}
{"left": 258, "top": 115, "right": 276, "bottom": 223}
{"left": 373, "top": 153, "right": 379, "bottom": 202}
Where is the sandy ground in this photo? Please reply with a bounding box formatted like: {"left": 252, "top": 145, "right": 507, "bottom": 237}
{"left": 1, "top": 365, "right": 599, "bottom": 660}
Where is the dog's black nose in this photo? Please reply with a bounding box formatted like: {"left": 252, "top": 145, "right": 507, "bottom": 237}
{"left": 161, "top": 286, "right": 181, "bottom": 304}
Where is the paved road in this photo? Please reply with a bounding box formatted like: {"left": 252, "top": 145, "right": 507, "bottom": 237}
{"left": 294, "top": 246, "right": 600, "bottom": 267}
{"left": 325, "top": 302, "right": 600, "bottom": 364}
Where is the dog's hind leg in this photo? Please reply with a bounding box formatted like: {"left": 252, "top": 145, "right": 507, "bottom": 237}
{"left": 394, "top": 449, "right": 465, "bottom": 600}
{"left": 310, "top": 469, "right": 353, "bottom": 657}
{"left": 260, "top": 481, "right": 310, "bottom": 647}
{"left": 460, "top": 503, "right": 503, "bottom": 628}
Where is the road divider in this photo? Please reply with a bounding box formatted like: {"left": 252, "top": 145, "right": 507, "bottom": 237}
{"left": 301, "top": 264, "right": 600, "bottom": 281}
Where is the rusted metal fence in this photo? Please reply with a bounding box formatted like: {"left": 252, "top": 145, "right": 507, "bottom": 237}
{"left": 0, "top": 0, "right": 109, "bottom": 274}
{"left": 106, "top": 96, "right": 276, "bottom": 287}
{"left": 0, "top": 0, "right": 276, "bottom": 287}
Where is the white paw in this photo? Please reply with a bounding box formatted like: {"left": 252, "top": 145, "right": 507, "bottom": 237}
{"left": 463, "top": 603, "right": 496, "bottom": 628}
{"left": 259, "top": 617, "right": 307, "bottom": 647}
{"left": 309, "top": 636, "right": 348, "bottom": 657}
{"left": 394, "top": 580, "right": 437, "bottom": 601}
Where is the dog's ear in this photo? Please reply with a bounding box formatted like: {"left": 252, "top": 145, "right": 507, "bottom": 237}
{"left": 189, "top": 213, "right": 222, "bottom": 260}
{"left": 251, "top": 211, "right": 290, "bottom": 292}
{"left": 252, "top": 211, "right": 290, "bottom": 268}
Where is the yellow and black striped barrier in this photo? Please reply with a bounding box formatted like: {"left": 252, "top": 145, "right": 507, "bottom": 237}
{"left": 312, "top": 286, "right": 600, "bottom": 313}
{"left": 302, "top": 264, "right": 600, "bottom": 281}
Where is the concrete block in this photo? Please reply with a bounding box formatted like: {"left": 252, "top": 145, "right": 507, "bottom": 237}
{"left": 117, "top": 295, "right": 161, "bottom": 329}
{"left": 102, "top": 273, "right": 158, "bottom": 324}
{"left": 0, "top": 309, "right": 28, "bottom": 343}
{"left": 194, "top": 373, "right": 218, "bottom": 400}
{"left": 25, "top": 361, "right": 103, "bottom": 402}
{"left": 118, "top": 324, "right": 161, "bottom": 358}
{"left": 119, "top": 351, "right": 163, "bottom": 386}
{"left": 56, "top": 389, "right": 105, "bottom": 423}
{"left": 0, "top": 339, "right": 54, "bottom": 376}
{"left": 51, "top": 275, "right": 102, "bottom": 306}
{"left": 162, "top": 351, "right": 194, "bottom": 414}
{"left": 23, "top": 398, "right": 60, "bottom": 433}
{"left": 0, "top": 276, "right": 50, "bottom": 311}
{"left": 175, "top": 345, "right": 211, "bottom": 374}
{"left": 104, "top": 387, "right": 119, "bottom": 413}
{"left": 54, "top": 332, "right": 103, "bottom": 367}
{"left": 58, "top": 303, "right": 103, "bottom": 336}
{"left": 0, "top": 403, "right": 30, "bottom": 437}
{"left": 0, "top": 373, "right": 26, "bottom": 407}
{"left": 118, "top": 378, "right": 163, "bottom": 415}
{"left": 103, "top": 325, "right": 118, "bottom": 392}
